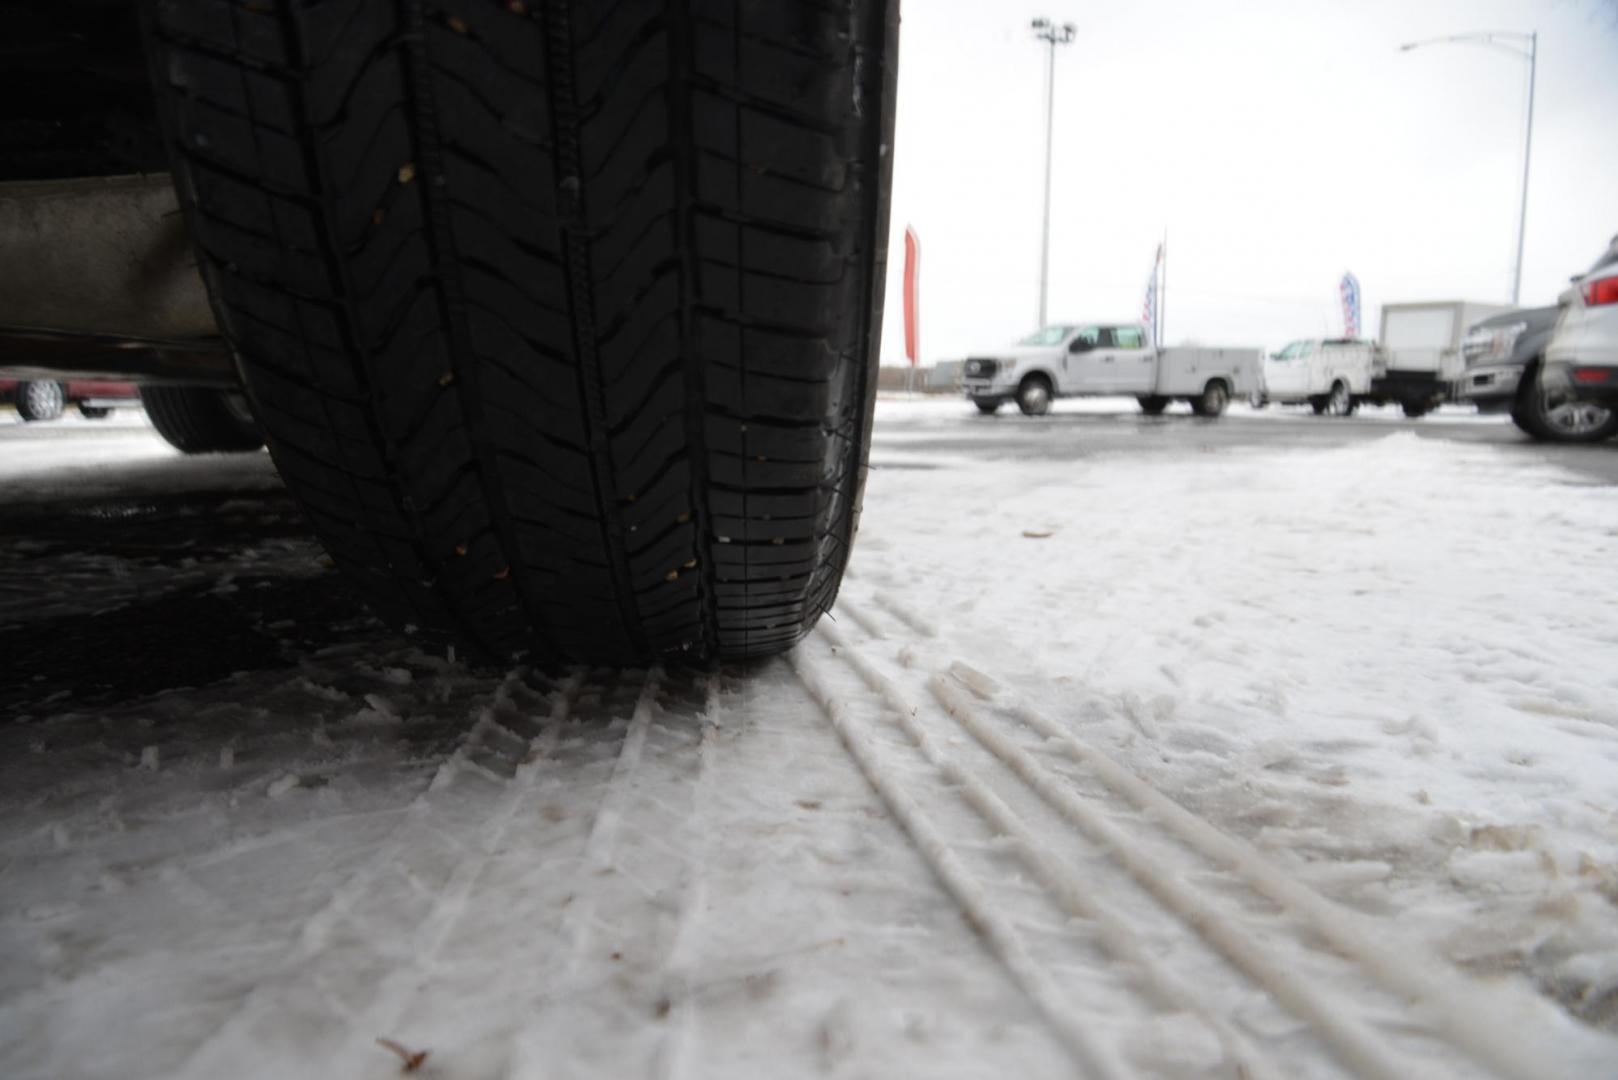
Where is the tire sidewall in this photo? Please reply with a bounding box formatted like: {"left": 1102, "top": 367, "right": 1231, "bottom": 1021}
{"left": 1523, "top": 369, "right": 1618, "bottom": 443}
{"left": 1328, "top": 381, "right": 1349, "bottom": 417}
{"left": 1017, "top": 377, "right": 1052, "bottom": 417}
{"left": 18, "top": 381, "right": 66, "bottom": 422}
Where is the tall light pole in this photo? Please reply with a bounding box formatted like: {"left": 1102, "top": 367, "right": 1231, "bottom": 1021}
{"left": 1031, "top": 17, "right": 1076, "bottom": 329}
{"left": 1400, "top": 30, "right": 1538, "bottom": 306}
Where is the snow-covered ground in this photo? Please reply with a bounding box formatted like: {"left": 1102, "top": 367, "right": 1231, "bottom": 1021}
{"left": 3, "top": 403, "right": 1617, "bottom": 1078}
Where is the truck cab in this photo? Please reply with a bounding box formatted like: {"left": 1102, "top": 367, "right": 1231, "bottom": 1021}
{"left": 1261, "top": 339, "right": 1375, "bottom": 415}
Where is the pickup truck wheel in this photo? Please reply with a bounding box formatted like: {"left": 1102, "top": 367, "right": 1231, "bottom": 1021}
{"left": 16, "top": 381, "right": 66, "bottom": 422}
{"left": 144, "top": 0, "right": 899, "bottom": 664}
{"left": 1192, "top": 381, "right": 1229, "bottom": 418}
{"left": 973, "top": 398, "right": 1002, "bottom": 415}
{"left": 141, "top": 388, "right": 266, "bottom": 454}
{"left": 1401, "top": 401, "right": 1432, "bottom": 419}
{"left": 1017, "top": 376, "right": 1053, "bottom": 416}
{"left": 1137, "top": 395, "right": 1169, "bottom": 416}
{"left": 78, "top": 405, "right": 114, "bottom": 420}
{"left": 1325, "top": 381, "right": 1352, "bottom": 417}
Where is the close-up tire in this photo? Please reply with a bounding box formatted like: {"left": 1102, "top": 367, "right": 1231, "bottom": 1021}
{"left": 1137, "top": 395, "right": 1169, "bottom": 416}
{"left": 78, "top": 405, "right": 113, "bottom": 420}
{"left": 1016, "top": 375, "right": 1053, "bottom": 416}
{"left": 142, "top": 0, "right": 899, "bottom": 664}
{"left": 16, "top": 381, "right": 66, "bottom": 422}
{"left": 141, "top": 387, "right": 267, "bottom": 454}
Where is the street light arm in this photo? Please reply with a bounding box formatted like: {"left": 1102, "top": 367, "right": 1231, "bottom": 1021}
{"left": 1399, "top": 31, "right": 1534, "bottom": 59}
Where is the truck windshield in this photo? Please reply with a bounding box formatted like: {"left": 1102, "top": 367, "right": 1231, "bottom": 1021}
{"left": 1017, "top": 325, "right": 1077, "bottom": 346}
{"left": 1275, "top": 340, "right": 1315, "bottom": 360}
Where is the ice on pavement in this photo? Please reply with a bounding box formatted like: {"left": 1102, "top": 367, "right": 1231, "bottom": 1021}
{"left": 2, "top": 399, "right": 1617, "bottom": 1078}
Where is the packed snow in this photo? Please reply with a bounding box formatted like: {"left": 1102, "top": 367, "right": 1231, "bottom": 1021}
{"left": 2, "top": 399, "right": 1617, "bottom": 1078}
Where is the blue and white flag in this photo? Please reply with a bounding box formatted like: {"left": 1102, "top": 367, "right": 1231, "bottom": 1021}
{"left": 1143, "top": 244, "right": 1163, "bottom": 341}
{"left": 1340, "top": 272, "right": 1361, "bottom": 339}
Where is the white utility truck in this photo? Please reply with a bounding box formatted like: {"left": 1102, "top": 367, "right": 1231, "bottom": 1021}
{"left": 960, "top": 323, "right": 1263, "bottom": 417}
{"left": 1259, "top": 338, "right": 1377, "bottom": 416}
{"left": 1367, "top": 300, "right": 1510, "bottom": 417}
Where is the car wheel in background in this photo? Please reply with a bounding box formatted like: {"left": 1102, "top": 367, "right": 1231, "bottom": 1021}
{"left": 1191, "top": 381, "right": 1229, "bottom": 417}
{"left": 1017, "top": 376, "right": 1053, "bottom": 416}
{"left": 140, "top": 387, "right": 266, "bottom": 454}
{"left": 1310, "top": 398, "right": 1328, "bottom": 415}
{"left": 1515, "top": 367, "right": 1618, "bottom": 443}
{"left": 78, "top": 405, "right": 113, "bottom": 420}
{"left": 143, "top": 0, "right": 899, "bottom": 664}
{"left": 1401, "top": 401, "right": 1431, "bottom": 419}
{"left": 973, "top": 398, "right": 1002, "bottom": 415}
{"left": 16, "top": 381, "right": 66, "bottom": 422}
{"left": 1247, "top": 392, "right": 1267, "bottom": 409}
{"left": 1137, "top": 395, "right": 1169, "bottom": 416}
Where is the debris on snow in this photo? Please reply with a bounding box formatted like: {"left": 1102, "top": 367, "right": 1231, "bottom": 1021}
{"left": 266, "top": 774, "right": 300, "bottom": 800}
{"left": 375, "top": 1037, "right": 429, "bottom": 1073}
{"left": 138, "top": 745, "right": 160, "bottom": 771}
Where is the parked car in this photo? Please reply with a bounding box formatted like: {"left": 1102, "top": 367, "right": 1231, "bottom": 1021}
{"left": 1518, "top": 235, "right": 1618, "bottom": 442}
{"left": 0, "top": 378, "right": 140, "bottom": 421}
{"left": 961, "top": 323, "right": 1262, "bottom": 417}
{"left": 1514, "top": 234, "right": 1618, "bottom": 440}
{"left": 1454, "top": 306, "right": 1560, "bottom": 418}
{"left": 1258, "top": 338, "right": 1375, "bottom": 416}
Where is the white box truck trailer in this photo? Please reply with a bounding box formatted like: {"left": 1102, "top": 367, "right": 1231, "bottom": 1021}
{"left": 960, "top": 322, "right": 1262, "bottom": 417}
{"left": 1368, "top": 300, "right": 1511, "bottom": 417}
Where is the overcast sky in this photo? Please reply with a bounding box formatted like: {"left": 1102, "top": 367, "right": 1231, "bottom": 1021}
{"left": 878, "top": 0, "right": 1618, "bottom": 362}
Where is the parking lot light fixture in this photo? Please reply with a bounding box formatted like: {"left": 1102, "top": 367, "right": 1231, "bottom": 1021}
{"left": 1400, "top": 30, "right": 1538, "bottom": 306}
{"left": 1031, "top": 17, "right": 1077, "bottom": 329}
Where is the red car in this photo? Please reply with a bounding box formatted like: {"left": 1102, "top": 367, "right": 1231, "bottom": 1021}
{"left": 0, "top": 378, "right": 140, "bottom": 422}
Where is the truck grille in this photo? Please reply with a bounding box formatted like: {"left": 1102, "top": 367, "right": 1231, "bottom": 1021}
{"left": 963, "top": 358, "right": 999, "bottom": 380}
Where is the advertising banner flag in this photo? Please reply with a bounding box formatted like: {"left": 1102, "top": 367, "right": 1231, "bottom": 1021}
{"left": 903, "top": 225, "right": 921, "bottom": 366}
{"left": 1340, "top": 272, "right": 1362, "bottom": 339}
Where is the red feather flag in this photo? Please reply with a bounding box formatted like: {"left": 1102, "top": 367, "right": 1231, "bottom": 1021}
{"left": 903, "top": 225, "right": 921, "bottom": 367}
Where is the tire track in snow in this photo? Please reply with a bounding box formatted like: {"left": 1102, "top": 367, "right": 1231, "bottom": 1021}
{"left": 332, "top": 672, "right": 585, "bottom": 1063}
{"left": 501, "top": 668, "right": 716, "bottom": 1072}
{"left": 171, "top": 669, "right": 567, "bottom": 1078}
{"left": 788, "top": 642, "right": 1135, "bottom": 1080}
{"left": 968, "top": 689, "right": 1609, "bottom": 1080}
{"left": 554, "top": 667, "right": 663, "bottom": 974}
{"left": 870, "top": 589, "right": 938, "bottom": 639}
{"left": 830, "top": 592, "right": 1616, "bottom": 1080}
{"left": 654, "top": 672, "right": 720, "bottom": 1080}
{"left": 809, "top": 622, "right": 1287, "bottom": 1080}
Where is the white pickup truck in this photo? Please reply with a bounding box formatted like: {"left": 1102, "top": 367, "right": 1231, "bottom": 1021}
{"left": 1259, "top": 338, "right": 1377, "bottom": 416}
{"left": 960, "top": 322, "right": 1263, "bottom": 417}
